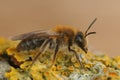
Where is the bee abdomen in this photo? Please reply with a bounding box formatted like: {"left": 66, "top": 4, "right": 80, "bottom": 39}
{"left": 17, "top": 38, "right": 45, "bottom": 51}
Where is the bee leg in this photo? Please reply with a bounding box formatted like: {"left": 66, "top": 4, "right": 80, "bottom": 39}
{"left": 68, "top": 46, "right": 85, "bottom": 69}
{"left": 50, "top": 39, "right": 60, "bottom": 67}
{"left": 49, "top": 39, "right": 52, "bottom": 49}
{"left": 49, "top": 39, "right": 54, "bottom": 49}
{"left": 30, "top": 39, "right": 51, "bottom": 66}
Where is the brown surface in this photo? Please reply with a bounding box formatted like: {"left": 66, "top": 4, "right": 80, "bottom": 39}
{"left": 0, "top": 0, "right": 120, "bottom": 56}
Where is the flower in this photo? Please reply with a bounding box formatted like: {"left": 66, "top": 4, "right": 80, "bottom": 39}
{"left": 0, "top": 37, "right": 120, "bottom": 80}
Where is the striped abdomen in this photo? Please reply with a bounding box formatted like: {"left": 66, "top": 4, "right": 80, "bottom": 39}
{"left": 17, "top": 38, "right": 45, "bottom": 51}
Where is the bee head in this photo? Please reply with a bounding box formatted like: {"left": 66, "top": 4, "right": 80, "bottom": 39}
{"left": 75, "top": 32, "right": 88, "bottom": 53}
{"left": 75, "top": 18, "right": 97, "bottom": 53}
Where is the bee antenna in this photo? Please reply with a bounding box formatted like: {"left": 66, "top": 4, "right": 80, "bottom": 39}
{"left": 85, "top": 31, "right": 96, "bottom": 37}
{"left": 85, "top": 18, "right": 97, "bottom": 37}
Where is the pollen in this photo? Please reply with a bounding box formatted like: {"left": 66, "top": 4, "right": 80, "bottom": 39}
{"left": 0, "top": 37, "right": 120, "bottom": 80}
{"left": 74, "top": 62, "right": 80, "bottom": 67}
{"left": 68, "top": 66, "right": 74, "bottom": 71}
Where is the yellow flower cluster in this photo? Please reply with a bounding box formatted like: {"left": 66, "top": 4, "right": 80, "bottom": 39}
{"left": 0, "top": 37, "right": 120, "bottom": 80}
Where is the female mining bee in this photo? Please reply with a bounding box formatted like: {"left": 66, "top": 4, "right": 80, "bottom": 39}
{"left": 12, "top": 18, "right": 97, "bottom": 68}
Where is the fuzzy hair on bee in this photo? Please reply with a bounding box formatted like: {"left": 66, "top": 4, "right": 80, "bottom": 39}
{"left": 12, "top": 18, "right": 97, "bottom": 68}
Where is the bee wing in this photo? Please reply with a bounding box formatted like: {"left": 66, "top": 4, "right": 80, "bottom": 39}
{"left": 11, "top": 29, "right": 59, "bottom": 40}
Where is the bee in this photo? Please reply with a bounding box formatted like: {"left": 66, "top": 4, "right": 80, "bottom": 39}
{"left": 12, "top": 18, "right": 97, "bottom": 68}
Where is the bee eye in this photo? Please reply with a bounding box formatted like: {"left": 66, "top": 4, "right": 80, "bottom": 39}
{"left": 75, "top": 32, "right": 84, "bottom": 43}
{"left": 78, "top": 37, "right": 82, "bottom": 42}
{"left": 76, "top": 36, "right": 82, "bottom": 43}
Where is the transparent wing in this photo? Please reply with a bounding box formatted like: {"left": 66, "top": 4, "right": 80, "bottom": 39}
{"left": 11, "top": 29, "right": 59, "bottom": 40}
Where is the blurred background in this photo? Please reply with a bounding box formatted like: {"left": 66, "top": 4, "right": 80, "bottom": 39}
{"left": 0, "top": 0, "right": 120, "bottom": 56}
